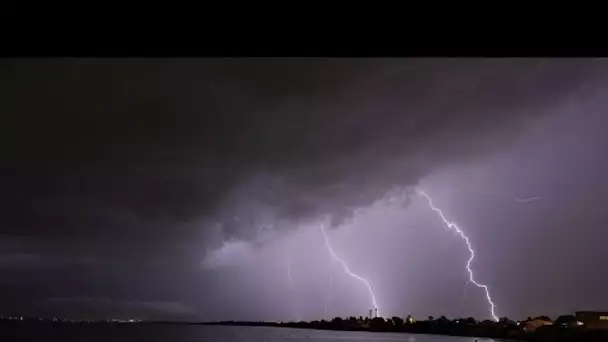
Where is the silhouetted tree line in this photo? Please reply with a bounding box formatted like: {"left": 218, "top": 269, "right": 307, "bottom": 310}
{"left": 4, "top": 314, "right": 607, "bottom": 342}
{"left": 201, "top": 314, "right": 608, "bottom": 342}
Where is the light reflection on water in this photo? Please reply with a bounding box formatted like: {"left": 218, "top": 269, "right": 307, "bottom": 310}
{"left": 192, "top": 326, "right": 504, "bottom": 342}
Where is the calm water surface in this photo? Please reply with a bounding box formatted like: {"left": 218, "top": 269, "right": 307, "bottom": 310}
{"left": 4, "top": 324, "right": 507, "bottom": 342}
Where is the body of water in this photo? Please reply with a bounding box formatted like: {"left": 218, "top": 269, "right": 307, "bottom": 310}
{"left": 1, "top": 324, "right": 507, "bottom": 342}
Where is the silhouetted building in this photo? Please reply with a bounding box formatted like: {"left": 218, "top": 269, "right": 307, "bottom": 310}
{"left": 369, "top": 309, "right": 373, "bottom": 319}
{"left": 576, "top": 311, "right": 608, "bottom": 330}
{"left": 520, "top": 317, "right": 553, "bottom": 332}
{"left": 554, "top": 314, "right": 580, "bottom": 328}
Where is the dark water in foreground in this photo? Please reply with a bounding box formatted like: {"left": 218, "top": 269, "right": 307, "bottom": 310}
{"left": 1, "top": 324, "right": 508, "bottom": 342}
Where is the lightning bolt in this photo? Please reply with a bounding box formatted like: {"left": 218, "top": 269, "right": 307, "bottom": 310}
{"left": 459, "top": 280, "right": 470, "bottom": 308}
{"left": 513, "top": 196, "right": 541, "bottom": 203}
{"left": 325, "top": 272, "right": 333, "bottom": 319}
{"left": 482, "top": 191, "right": 541, "bottom": 204}
{"left": 261, "top": 221, "right": 299, "bottom": 320}
{"left": 320, "top": 224, "right": 380, "bottom": 317}
{"left": 285, "top": 241, "right": 301, "bottom": 322}
{"left": 417, "top": 189, "right": 499, "bottom": 322}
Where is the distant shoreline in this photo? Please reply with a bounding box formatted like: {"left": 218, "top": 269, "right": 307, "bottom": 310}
{"left": 196, "top": 320, "right": 606, "bottom": 342}
{"left": 196, "top": 320, "right": 520, "bottom": 340}
{"left": 2, "top": 317, "right": 607, "bottom": 341}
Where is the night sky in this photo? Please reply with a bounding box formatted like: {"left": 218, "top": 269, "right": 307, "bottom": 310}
{"left": 2, "top": 58, "right": 608, "bottom": 322}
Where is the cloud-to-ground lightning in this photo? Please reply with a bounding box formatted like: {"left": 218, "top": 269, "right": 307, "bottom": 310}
{"left": 320, "top": 224, "right": 380, "bottom": 317}
{"left": 417, "top": 189, "right": 499, "bottom": 322}
{"left": 286, "top": 256, "right": 302, "bottom": 321}
{"left": 459, "top": 280, "right": 471, "bottom": 311}
{"left": 285, "top": 238, "right": 301, "bottom": 322}
{"left": 325, "top": 272, "right": 333, "bottom": 319}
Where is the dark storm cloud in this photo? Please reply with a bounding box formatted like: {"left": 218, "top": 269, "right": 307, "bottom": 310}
{"left": 4, "top": 58, "right": 608, "bottom": 320}
{"left": 0, "top": 253, "right": 54, "bottom": 269}
{"left": 2, "top": 59, "right": 603, "bottom": 252}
